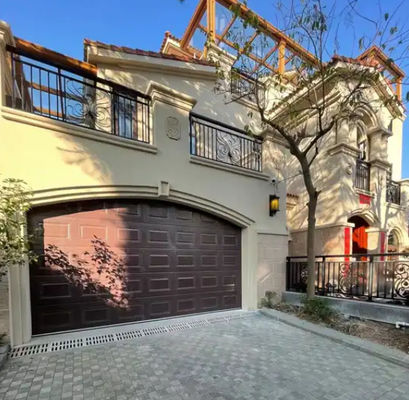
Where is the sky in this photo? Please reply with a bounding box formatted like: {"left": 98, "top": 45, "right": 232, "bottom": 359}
{"left": 1, "top": 0, "right": 409, "bottom": 177}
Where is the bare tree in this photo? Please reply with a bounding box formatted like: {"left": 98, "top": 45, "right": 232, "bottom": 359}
{"left": 203, "top": 0, "right": 407, "bottom": 298}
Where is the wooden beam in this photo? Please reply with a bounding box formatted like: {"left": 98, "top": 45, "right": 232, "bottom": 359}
{"left": 28, "top": 81, "right": 84, "bottom": 103}
{"left": 198, "top": 24, "right": 271, "bottom": 69}
{"left": 12, "top": 38, "right": 97, "bottom": 77}
{"left": 217, "top": 15, "right": 236, "bottom": 45}
{"left": 33, "top": 106, "right": 64, "bottom": 119}
{"left": 207, "top": 0, "right": 216, "bottom": 43}
{"left": 278, "top": 40, "right": 286, "bottom": 74}
{"left": 216, "top": 0, "right": 319, "bottom": 67}
{"left": 252, "top": 43, "right": 279, "bottom": 73}
{"left": 396, "top": 77, "right": 402, "bottom": 100}
{"left": 180, "top": 0, "right": 207, "bottom": 49}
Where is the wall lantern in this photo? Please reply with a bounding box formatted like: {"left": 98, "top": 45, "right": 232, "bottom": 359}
{"left": 269, "top": 195, "right": 280, "bottom": 216}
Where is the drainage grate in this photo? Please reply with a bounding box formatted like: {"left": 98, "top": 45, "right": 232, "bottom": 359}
{"left": 49, "top": 338, "right": 83, "bottom": 352}
{"left": 9, "top": 312, "right": 251, "bottom": 359}
{"left": 10, "top": 343, "right": 49, "bottom": 358}
{"left": 116, "top": 330, "right": 144, "bottom": 341}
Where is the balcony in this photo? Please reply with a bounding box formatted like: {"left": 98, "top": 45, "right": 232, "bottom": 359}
{"left": 189, "top": 113, "right": 263, "bottom": 172}
{"left": 386, "top": 179, "right": 401, "bottom": 205}
{"left": 354, "top": 159, "right": 370, "bottom": 191}
{"left": 5, "top": 46, "right": 151, "bottom": 143}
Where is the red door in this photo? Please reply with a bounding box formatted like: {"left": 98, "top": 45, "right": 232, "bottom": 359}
{"left": 349, "top": 216, "right": 368, "bottom": 255}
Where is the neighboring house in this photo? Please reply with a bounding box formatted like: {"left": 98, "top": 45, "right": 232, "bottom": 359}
{"left": 0, "top": 14, "right": 288, "bottom": 347}
{"left": 283, "top": 49, "right": 408, "bottom": 258}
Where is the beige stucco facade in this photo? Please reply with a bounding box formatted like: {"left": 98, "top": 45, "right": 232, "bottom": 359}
{"left": 0, "top": 22, "right": 288, "bottom": 345}
{"left": 277, "top": 79, "right": 409, "bottom": 257}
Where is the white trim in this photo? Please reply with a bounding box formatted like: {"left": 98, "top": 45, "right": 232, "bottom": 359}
{"left": 1, "top": 106, "right": 158, "bottom": 154}
{"left": 147, "top": 81, "right": 197, "bottom": 112}
{"left": 29, "top": 184, "right": 255, "bottom": 228}
{"left": 87, "top": 49, "right": 216, "bottom": 81}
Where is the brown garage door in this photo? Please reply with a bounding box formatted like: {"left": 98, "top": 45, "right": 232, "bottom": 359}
{"left": 29, "top": 200, "right": 241, "bottom": 334}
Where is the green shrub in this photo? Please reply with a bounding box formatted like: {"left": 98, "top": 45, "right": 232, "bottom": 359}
{"left": 300, "top": 296, "right": 336, "bottom": 323}
{"left": 260, "top": 291, "right": 277, "bottom": 308}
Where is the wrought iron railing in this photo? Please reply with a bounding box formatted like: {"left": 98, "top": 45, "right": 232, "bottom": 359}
{"left": 5, "top": 47, "right": 151, "bottom": 143}
{"left": 386, "top": 179, "right": 401, "bottom": 205}
{"left": 189, "top": 112, "right": 263, "bottom": 172}
{"left": 355, "top": 159, "right": 370, "bottom": 191}
{"left": 287, "top": 253, "right": 409, "bottom": 305}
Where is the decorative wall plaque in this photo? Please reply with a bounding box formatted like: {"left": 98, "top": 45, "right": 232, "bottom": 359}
{"left": 166, "top": 116, "right": 181, "bottom": 140}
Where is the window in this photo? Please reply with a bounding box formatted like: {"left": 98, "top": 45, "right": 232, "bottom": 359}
{"left": 357, "top": 125, "right": 368, "bottom": 161}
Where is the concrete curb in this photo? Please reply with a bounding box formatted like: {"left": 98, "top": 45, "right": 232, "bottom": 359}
{"left": 0, "top": 344, "right": 9, "bottom": 370}
{"left": 260, "top": 308, "right": 409, "bottom": 370}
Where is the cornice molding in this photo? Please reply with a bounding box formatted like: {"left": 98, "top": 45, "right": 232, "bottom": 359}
{"left": 147, "top": 81, "right": 197, "bottom": 112}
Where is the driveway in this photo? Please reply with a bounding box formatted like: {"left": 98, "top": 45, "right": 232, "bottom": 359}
{"left": 0, "top": 313, "right": 408, "bottom": 400}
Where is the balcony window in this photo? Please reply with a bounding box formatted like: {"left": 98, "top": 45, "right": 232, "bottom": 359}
{"left": 386, "top": 174, "right": 401, "bottom": 205}
{"left": 355, "top": 159, "right": 370, "bottom": 191}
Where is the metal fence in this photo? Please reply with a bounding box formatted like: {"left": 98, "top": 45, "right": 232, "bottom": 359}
{"left": 386, "top": 179, "right": 401, "bottom": 205}
{"left": 287, "top": 254, "right": 409, "bottom": 305}
{"left": 355, "top": 159, "right": 370, "bottom": 191}
{"left": 189, "top": 112, "right": 263, "bottom": 172}
{"left": 6, "top": 48, "right": 151, "bottom": 143}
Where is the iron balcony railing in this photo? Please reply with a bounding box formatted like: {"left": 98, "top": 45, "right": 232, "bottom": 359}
{"left": 287, "top": 253, "right": 409, "bottom": 305}
{"left": 355, "top": 159, "right": 370, "bottom": 191}
{"left": 6, "top": 47, "right": 151, "bottom": 143}
{"left": 386, "top": 179, "right": 401, "bottom": 205}
{"left": 189, "top": 112, "right": 263, "bottom": 172}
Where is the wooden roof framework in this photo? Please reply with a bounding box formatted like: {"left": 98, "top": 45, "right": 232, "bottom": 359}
{"left": 180, "top": 0, "right": 319, "bottom": 78}
{"left": 179, "top": 0, "right": 404, "bottom": 99}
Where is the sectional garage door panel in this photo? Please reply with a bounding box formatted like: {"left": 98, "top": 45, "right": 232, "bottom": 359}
{"left": 29, "top": 200, "right": 241, "bottom": 334}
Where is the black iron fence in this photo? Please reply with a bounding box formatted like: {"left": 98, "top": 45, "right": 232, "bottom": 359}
{"left": 287, "top": 254, "right": 409, "bottom": 305}
{"left": 386, "top": 179, "right": 401, "bottom": 205}
{"left": 189, "top": 112, "right": 263, "bottom": 172}
{"left": 6, "top": 47, "right": 151, "bottom": 143}
{"left": 355, "top": 159, "right": 370, "bottom": 191}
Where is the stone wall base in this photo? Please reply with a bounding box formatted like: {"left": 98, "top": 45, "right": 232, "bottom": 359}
{"left": 283, "top": 291, "right": 409, "bottom": 325}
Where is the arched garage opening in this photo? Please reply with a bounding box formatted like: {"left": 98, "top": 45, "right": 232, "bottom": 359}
{"left": 28, "top": 199, "right": 242, "bottom": 335}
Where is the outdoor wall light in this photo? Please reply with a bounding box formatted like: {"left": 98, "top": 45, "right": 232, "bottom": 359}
{"left": 269, "top": 195, "right": 280, "bottom": 216}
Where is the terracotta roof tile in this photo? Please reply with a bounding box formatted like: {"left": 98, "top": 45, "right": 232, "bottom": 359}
{"left": 159, "top": 31, "right": 181, "bottom": 53}
{"left": 84, "top": 38, "right": 210, "bottom": 66}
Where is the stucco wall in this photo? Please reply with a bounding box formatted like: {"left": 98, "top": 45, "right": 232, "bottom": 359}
{"left": 0, "top": 32, "right": 289, "bottom": 344}
{"left": 257, "top": 233, "right": 288, "bottom": 301}
{"left": 289, "top": 225, "right": 346, "bottom": 257}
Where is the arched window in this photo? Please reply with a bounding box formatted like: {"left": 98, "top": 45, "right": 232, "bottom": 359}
{"left": 357, "top": 124, "right": 368, "bottom": 161}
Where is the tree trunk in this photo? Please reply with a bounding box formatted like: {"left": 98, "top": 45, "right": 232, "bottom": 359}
{"left": 299, "top": 158, "right": 319, "bottom": 300}
{"left": 306, "top": 191, "right": 318, "bottom": 299}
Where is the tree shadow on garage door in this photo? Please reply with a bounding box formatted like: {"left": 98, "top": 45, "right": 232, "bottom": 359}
{"left": 44, "top": 237, "right": 129, "bottom": 309}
